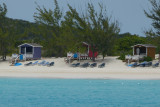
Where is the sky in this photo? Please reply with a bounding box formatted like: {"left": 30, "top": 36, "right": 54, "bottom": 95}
{"left": 1, "top": 0, "right": 152, "bottom": 36}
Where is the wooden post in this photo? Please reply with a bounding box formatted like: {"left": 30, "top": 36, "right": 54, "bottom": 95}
{"left": 19, "top": 47, "right": 21, "bottom": 54}
{"left": 146, "top": 47, "right": 148, "bottom": 57}
{"left": 33, "top": 47, "right": 34, "bottom": 59}
{"left": 88, "top": 45, "right": 89, "bottom": 54}
{"left": 25, "top": 47, "right": 26, "bottom": 61}
{"left": 159, "top": 53, "right": 160, "bottom": 63}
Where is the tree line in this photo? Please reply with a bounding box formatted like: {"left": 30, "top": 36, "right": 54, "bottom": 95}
{"left": 0, "top": 0, "right": 160, "bottom": 61}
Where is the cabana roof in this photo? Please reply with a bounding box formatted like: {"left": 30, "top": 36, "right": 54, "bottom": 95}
{"left": 18, "top": 43, "right": 43, "bottom": 48}
{"left": 82, "top": 42, "right": 89, "bottom": 46}
{"left": 131, "top": 44, "right": 157, "bottom": 48}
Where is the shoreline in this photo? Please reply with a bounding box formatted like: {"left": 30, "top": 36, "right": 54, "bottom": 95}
{"left": 1, "top": 69, "right": 160, "bottom": 80}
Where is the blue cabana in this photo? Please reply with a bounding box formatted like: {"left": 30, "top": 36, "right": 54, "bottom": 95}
{"left": 18, "top": 43, "right": 43, "bottom": 60}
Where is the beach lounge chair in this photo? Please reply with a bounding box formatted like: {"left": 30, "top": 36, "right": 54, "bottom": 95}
{"left": 48, "top": 62, "right": 54, "bottom": 67}
{"left": 81, "top": 63, "right": 90, "bottom": 68}
{"left": 43, "top": 62, "right": 50, "bottom": 66}
{"left": 139, "top": 61, "right": 147, "bottom": 67}
{"left": 90, "top": 63, "right": 97, "bottom": 68}
{"left": 128, "top": 62, "right": 138, "bottom": 67}
{"left": 145, "top": 62, "right": 152, "bottom": 67}
{"left": 71, "top": 63, "right": 80, "bottom": 67}
{"left": 32, "top": 61, "right": 38, "bottom": 66}
{"left": 98, "top": 63, "right": 105, "bottom": 68}
{"left": 46, "top": 62, "right": 50, "bottom": 66}
{"left": 15, "top": 63, "right": 22, "bottom": 66}
{"left": 38, "top": 61, "right": 46, "bottom": 66}
{"left": 152, "top": 62, "right": 159, "bottom": 68}
{"left": 24, "top": 62, "right": 32, "bottom": 66}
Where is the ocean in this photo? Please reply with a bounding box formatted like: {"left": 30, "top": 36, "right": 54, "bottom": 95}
{"left": 0, "top": 78, "right": 160, "bottom": 107}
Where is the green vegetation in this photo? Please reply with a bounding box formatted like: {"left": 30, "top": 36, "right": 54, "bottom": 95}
{"left": 143, "top": 56, "right": 153, "bottom": 62}
{"left": 144, "top": 0, "right": 160, "bottom": 53}
{"left": 117, "top": 54, "right": 125, "bottom": 61}
{"left": 0, "top": 0, "right": 160, "bottom": 61}
{"left": 34, "top": 1, "right": 120, "bottom": 61}
{"left": 0, "top": 3, "right": 12, "bottom": 60}
{"left": 115, "top": 33, "right": 146, "bottom": 55}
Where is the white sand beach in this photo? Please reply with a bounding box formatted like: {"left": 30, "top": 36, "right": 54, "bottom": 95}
{"left": 0, "top": 56, "right": 160, "bottom": 80}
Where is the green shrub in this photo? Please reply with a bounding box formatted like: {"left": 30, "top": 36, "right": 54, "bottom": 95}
{"left": 143, "top": 56, "right": 152, "bottom": 62}
{"left": 117, "top": 54, "right": 125, "bottom": 60}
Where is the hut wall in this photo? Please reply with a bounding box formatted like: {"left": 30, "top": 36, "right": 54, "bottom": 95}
{"left": 147, "top": 47, "right": 156, "bottom": 59}
{"left": 33, "top": 47, "right": 41, "bottom": 59}
{"left": 88, "top": 50, "right": 98, "bottom": 57}
{"left": 134, "top": 47, "right": 136, "bottom": 55}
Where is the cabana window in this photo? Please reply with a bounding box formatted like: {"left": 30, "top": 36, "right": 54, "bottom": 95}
{"left": 134, "top": 47, "right": 146, "bottom": 55}
{"left": 21, "top": 47, "right": 33, "bottom": 54}
{"left": 26, "top": 47, "right": 33, "bottom": 54}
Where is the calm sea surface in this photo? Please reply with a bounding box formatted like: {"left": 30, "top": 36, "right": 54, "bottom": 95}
{"left": 0, "top": 78, "right": 160, "bottom": 107}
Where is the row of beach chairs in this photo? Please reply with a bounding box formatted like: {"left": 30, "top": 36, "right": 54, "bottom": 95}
{"left": 24, "top": 61, "right": 54, "bottom": 67}
{"left": 71, "top": 62, "right": 105, "bottom": 68}
{"left": 129, "top": 61, "right": 159, "bottom": 68}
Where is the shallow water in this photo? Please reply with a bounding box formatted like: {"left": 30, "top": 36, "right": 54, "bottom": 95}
{"left": 0, "top": 78, "right": 160, "bottom": 107}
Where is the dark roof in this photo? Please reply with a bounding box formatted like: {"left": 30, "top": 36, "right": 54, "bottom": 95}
{"left": 18, "top": 43, "right": 43, "bottom": 47}
{"left": 132, "top": 44, "right": 157, "bottom": 48}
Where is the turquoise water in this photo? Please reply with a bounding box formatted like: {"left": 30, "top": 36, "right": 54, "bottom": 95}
{"left": 0, "top": 78, "right": 160, "bottom": 107}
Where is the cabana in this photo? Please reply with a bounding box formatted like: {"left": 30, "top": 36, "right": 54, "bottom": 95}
{"left": 132, "top": 44, "right": 156, "bottom": 59}
{"left": 67, "top": 42, "right": 98, "bottom": 60}
{"left": 82, "top": 42, "right": 98, "bottom": 58}
{"left": 18, "top": 43, "right": 43, "bottom": 60}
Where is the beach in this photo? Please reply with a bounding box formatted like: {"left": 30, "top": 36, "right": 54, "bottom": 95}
{"left": 0, "top": 56, "right": 160, "bottom": 80}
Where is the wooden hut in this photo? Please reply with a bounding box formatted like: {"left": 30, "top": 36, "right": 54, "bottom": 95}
{"left": 18, "top": 43, "right": 43, "bottom": 60}
{"left": 132, "top": 44, "right": 156, "bottom": 59}
{"left": 82, "top": 42, "right": 98, "bottom": 58}
{"left": 67, "top": 42, "right": 98, "bottom": 59}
